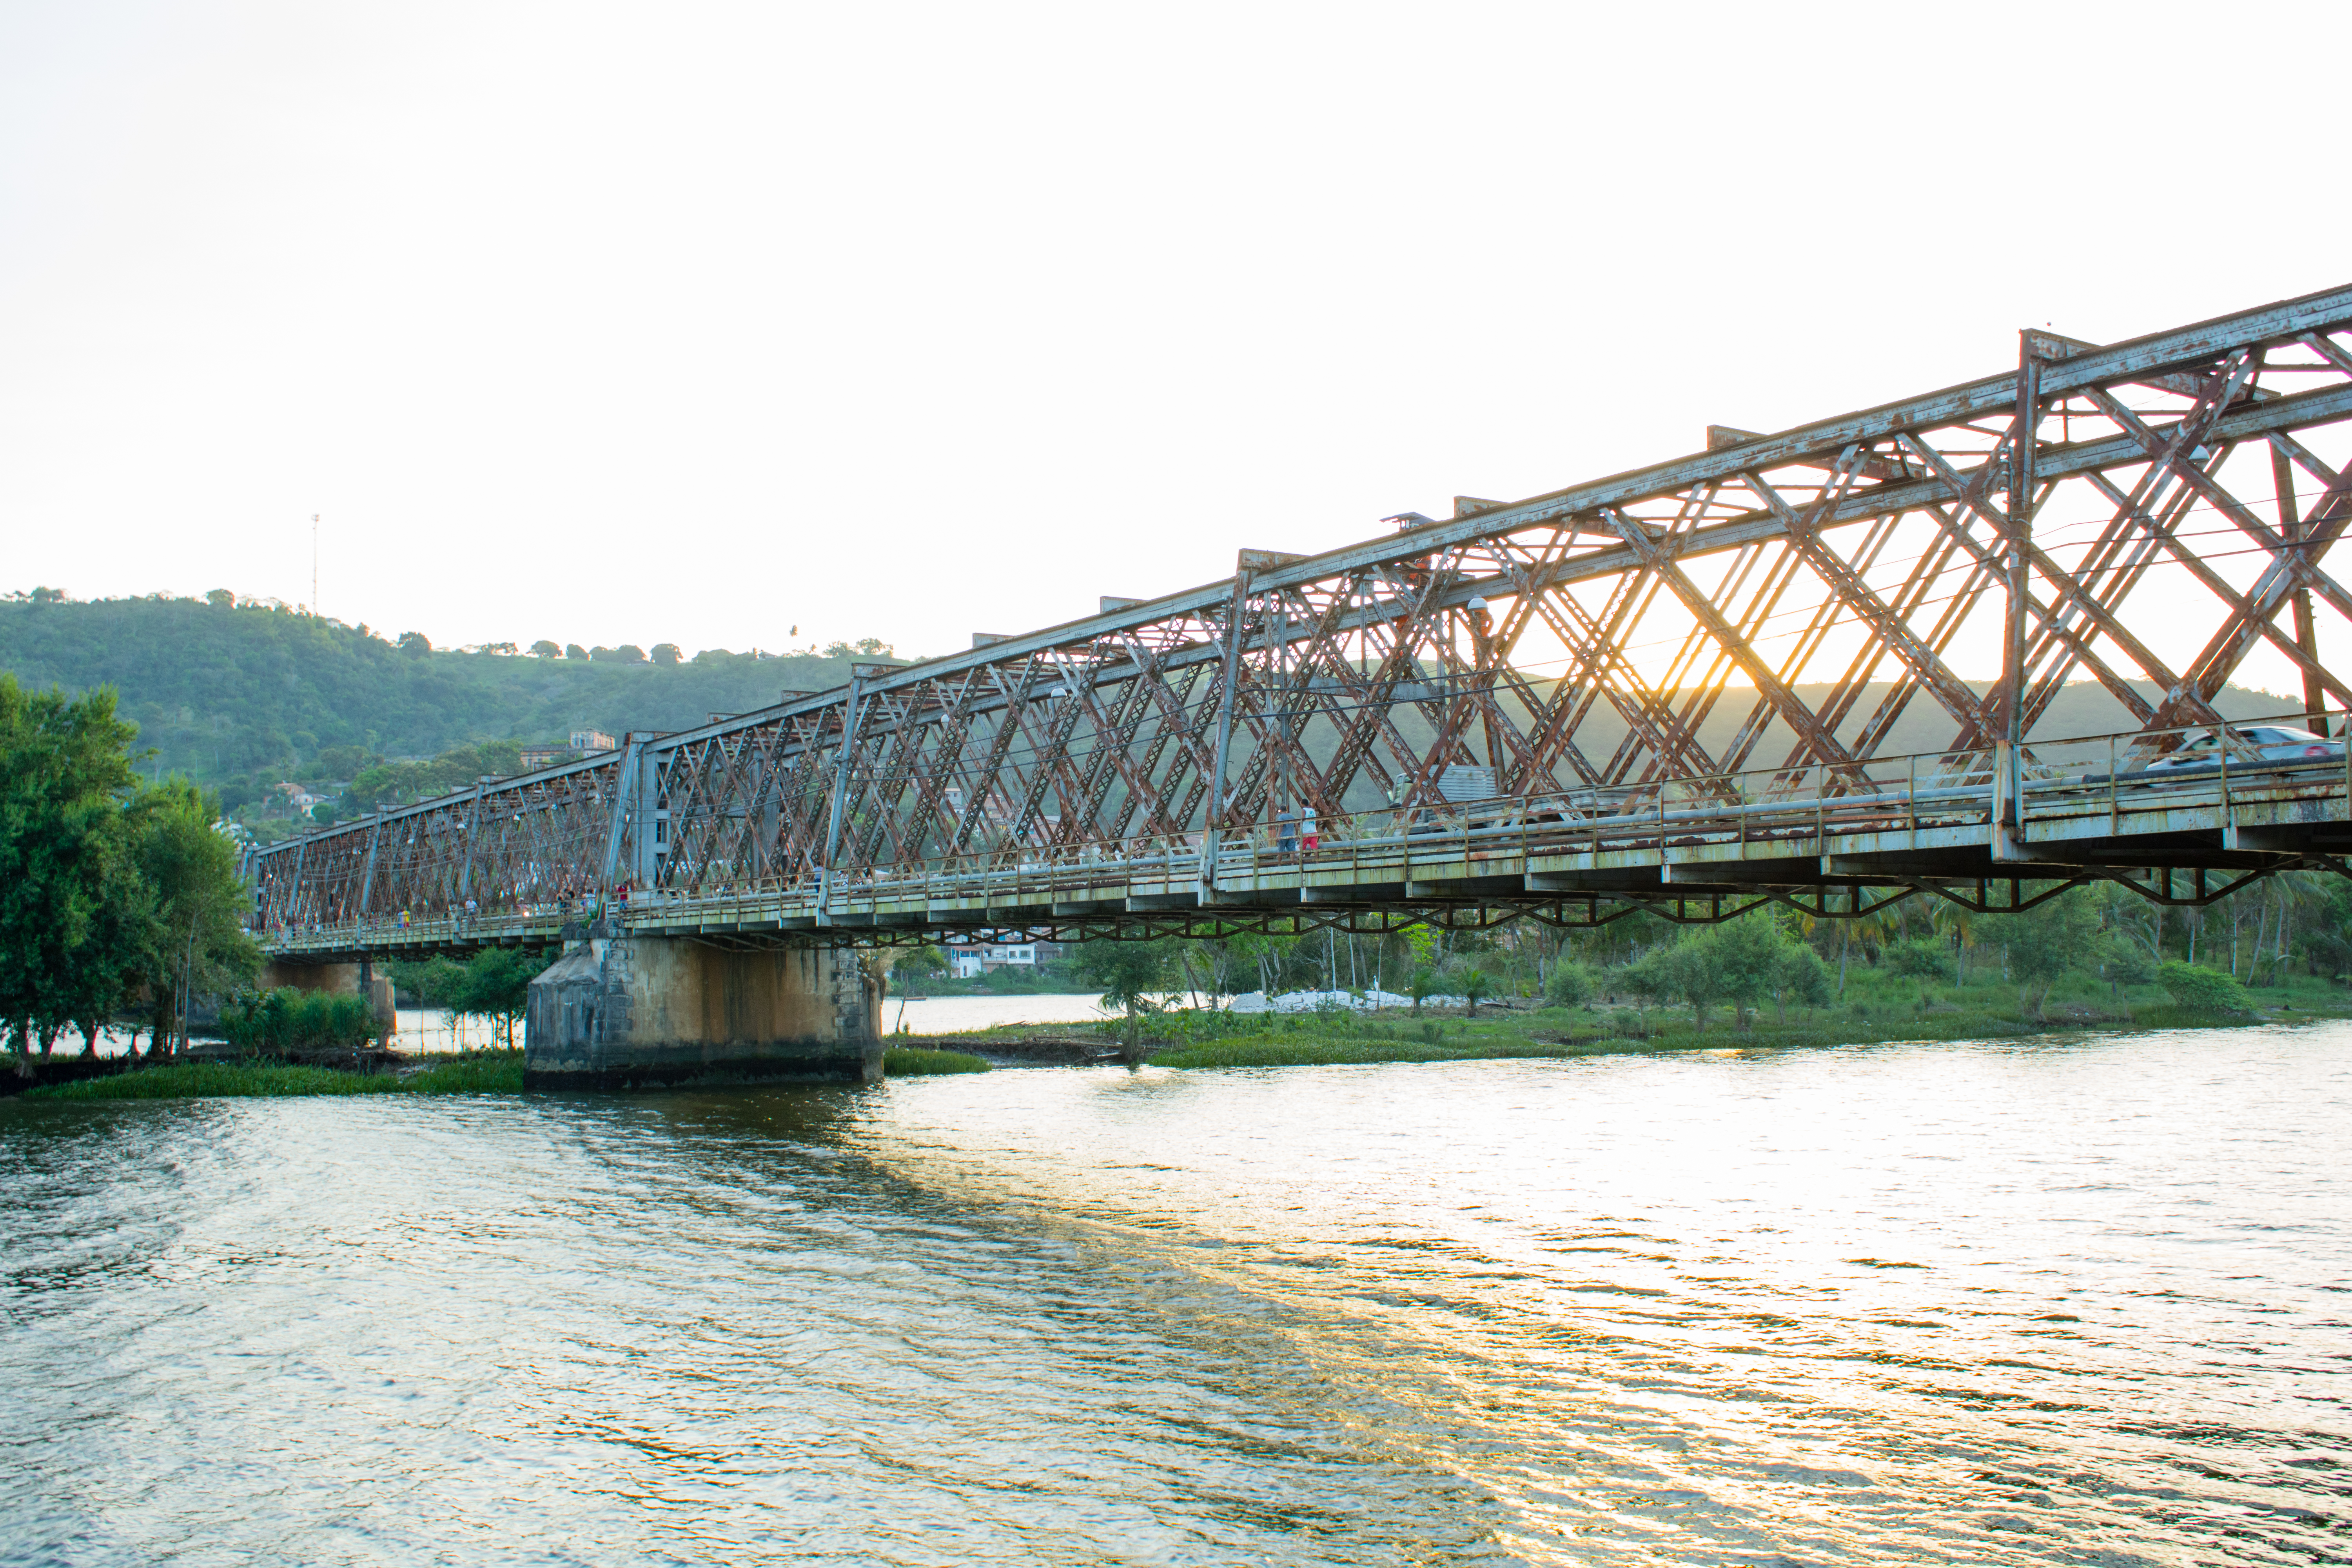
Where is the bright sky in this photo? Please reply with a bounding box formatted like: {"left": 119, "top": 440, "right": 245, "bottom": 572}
{"left": 2, "top": 2, "right": 2346, "bottom": 688}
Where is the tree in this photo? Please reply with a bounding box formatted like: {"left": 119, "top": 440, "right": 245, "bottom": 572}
{"left": 1886, "top": 938, "right": 1949, "bottom": 1009}
{"left": 2003, "top": 886, "right": 2096, "bottom": 1018}
{"left": 447, "top": 947, "right": 544, "bottom": 1050}
{"left": 1647, "top": 939, "right": 1724, "bottom": 1031}
{"left": 1074, "top": 940, "right": 1174, "bottom": 1036}
{"left": 1699, "top": 915, "right": 1784, "bottom": 1029}
{"left": 615, "top": 644, "right": 646, "bottom": 663}
{"left": 1458, "top": 966, "right": 1493, "bottom": 1011}
{"left": 650, "top": 643, "right": 682, "bottom": 666}
{"left": 564, "top": 643, "right": 589, "bottom": 661}
{"left": 2097, "top": 933, "right": 2158, "bottom": 1012}
{"left": 1929, "top": 902, "right": 1983, "bottom": 984}
{"left": 529, "top": 640, "right": 563, "bottom": 658}
{"left": 0, "top": 679, "right": 147, "bottom": 1070}
{"left": 2299, "top": 877, "right": 2352, "bottom": 978}
{"left": 1621, "top": 947, "right": 1675, "bottom": 1028}
{"left": 135, "top": 779, "right": 261, "bottom": 1054}
{"left": 1771, "top": 943, "right": 1830, "bottom": 1023}
{"left": 397, "top": 630, "right": 432, "bottom": 657}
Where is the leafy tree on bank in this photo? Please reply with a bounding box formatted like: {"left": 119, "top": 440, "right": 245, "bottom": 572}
{"left": 1770, "top": 942, "right": 1831, "bottom": 1023}
{"left": 2003, "top": 886, "right": 2098, "bottom": 1018}
{"left": 2097, "top": 933, "right": 2158, "bottom": 1013}
{"left": 1886, "top": 938, "right": 1949, "bottom": 1009}
{"left": 136, "top": 779, "right": 261, "bottom": 1055}
{"left": 1703, "top": 914, "right": 1785, "bottom": 1030}
{"left": 448, "top": 947, "right": 544, "bottom": 1050}
{"left": 1074, "top": 940, "right": 1176, "bottom": 1032}
{"left": 0, "top": 678, "right": 145, "bottom": 1070}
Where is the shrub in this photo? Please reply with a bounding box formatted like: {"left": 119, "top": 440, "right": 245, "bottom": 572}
{"left": 1544, "top": 962, "right": 1594, "bottom": 1009}
{"left": 220, "top": 988, "right": 382, "bottom": 1053}
{"left": 884, "top": 1047, "right": 990, "bottom": 1075}
{"left": 2156, "top": 962, "right": 2254, "bottom": 1016}
{"left": 1886, "top": 938, "right": 1949, "bottom": 1007}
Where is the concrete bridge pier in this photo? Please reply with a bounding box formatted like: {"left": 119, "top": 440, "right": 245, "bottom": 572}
{"left": 524, "top": 927, "right": 882, "bottom": 1089}
{"left": 257, "top": 959, "right": 399, "bottom": 1038}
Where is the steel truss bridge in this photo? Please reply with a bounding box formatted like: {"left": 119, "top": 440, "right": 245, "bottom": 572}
{"left": 254, "top": 284, "right": 2352, "bottom": 961}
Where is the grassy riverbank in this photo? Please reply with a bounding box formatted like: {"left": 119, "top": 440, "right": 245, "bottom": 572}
{"left": 882, "top": 1047, "right": 991, "bottom": 1075}
{"left": 1144, "top": 999, "right": 2347, "bottom": 1069}
{"left": 23, "top": 1051, "right": 527, "bottom": 1101}
{"left": 20, "top": 1045, "right": 990, "bottom": 1100}
{"left": 924, "top": 969, "right": 2352, "bottom": 1071}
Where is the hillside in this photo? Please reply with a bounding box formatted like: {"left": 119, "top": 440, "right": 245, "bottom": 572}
{"left": 0, "top": 592, "right": 899, "bottom": 814}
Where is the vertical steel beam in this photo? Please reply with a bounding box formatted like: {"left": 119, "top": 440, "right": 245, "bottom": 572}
{"left": 2276, "top": 442, "right": 2328, "bottom": 736}
{"left": 456, "top": 777, "right": 489, "bottom": 910}
{"left": 597, "top": 735, "right": 646, "bottom": 903}
{"left": 1201, "top": 574, "right": 1250, "bottom": 891}
{"left": 818, "top": 671, "right": 867, "bottom": 923}
{"left": 357, "top": 814, "right": 383, "bottom": 920}
{"left": 2000, "top": 335, "right": 2043, "bottom": 819}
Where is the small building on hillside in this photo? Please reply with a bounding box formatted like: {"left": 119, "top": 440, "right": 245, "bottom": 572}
{"left": 521, "top": 730, "right": 621, "bottom": 771}
{"left": 271, "top": 781, "right": 329, "bottom": 819}
{"left": 946, "top": 938, "right": 1068, "bottom": 978}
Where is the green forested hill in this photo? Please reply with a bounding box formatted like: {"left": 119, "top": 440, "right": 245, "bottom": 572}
{"left": 0, "top": 592, "right": 896, "bottom": 811}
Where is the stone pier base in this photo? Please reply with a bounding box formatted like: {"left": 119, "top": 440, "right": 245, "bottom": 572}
{"left": 524, "top": 931, "right": 882, "bottom": 1089}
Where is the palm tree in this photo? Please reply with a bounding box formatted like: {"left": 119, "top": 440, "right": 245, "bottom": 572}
{"left": 1929, "top": 902, "right": 1981, "bottom": 985}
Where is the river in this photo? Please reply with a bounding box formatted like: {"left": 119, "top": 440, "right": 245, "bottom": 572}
{"left": 3, "top": 1024, "right": 2345, "bottom": 1564}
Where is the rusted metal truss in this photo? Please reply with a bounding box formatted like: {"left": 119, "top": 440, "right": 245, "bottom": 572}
{"left": 254, "top": 283, "right": 2352, "bottom": 957}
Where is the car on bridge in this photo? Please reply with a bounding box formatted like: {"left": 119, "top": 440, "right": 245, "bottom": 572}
{"left": 2079, "top": 724, "right": 2344, "bottom": 785}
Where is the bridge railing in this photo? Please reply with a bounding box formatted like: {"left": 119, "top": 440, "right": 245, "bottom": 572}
{"left": 255, "top": 709, "right": 2348, "bottom": 948}
{"left": 816, "top": 708, "right": 2347, "bottom": 905}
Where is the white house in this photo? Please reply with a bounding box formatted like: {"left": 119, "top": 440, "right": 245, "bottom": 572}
{"left": 946, "top": 940, "right": 1064, "bottom": 978}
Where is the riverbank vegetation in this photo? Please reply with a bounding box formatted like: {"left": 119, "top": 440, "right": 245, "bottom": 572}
{"left": 23, "top": 1044, "right": 984, "bottom": 1100}
{"left": 22, "top": 1049, "right": 527, "bottom": 1100}
{"left": 383, "top": 949, "right": 544, "bottom": 1047}
{"left": 882, "top": 1047, "right": 991, "bottom": 1076}
{"left": 1025, "top": 872, "right": 2352, "bottom": 1068}
{"left": 1, "top": 677, "right": 260, "bottom": 1072}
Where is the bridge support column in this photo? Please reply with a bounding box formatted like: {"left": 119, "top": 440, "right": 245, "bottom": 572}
{"left": 524, "top": 931, "right": 882, "bottom": 1089}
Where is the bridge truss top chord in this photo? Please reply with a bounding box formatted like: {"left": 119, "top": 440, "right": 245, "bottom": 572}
{"left": 253, "top": 283, "right": 2352, "bottom": 958}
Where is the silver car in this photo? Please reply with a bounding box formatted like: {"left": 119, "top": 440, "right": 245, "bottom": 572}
{"left": 2143, "top": 724, "right": 2345, "bottom": 776}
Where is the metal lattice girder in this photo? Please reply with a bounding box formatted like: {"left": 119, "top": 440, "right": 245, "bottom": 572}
{"left": 250, "top": 282, "right": 2352, "bottom": 950}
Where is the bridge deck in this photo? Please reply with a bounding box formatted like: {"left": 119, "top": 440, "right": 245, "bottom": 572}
{"left": 261, "top": 745, "right": 2348, "bottom": 959}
